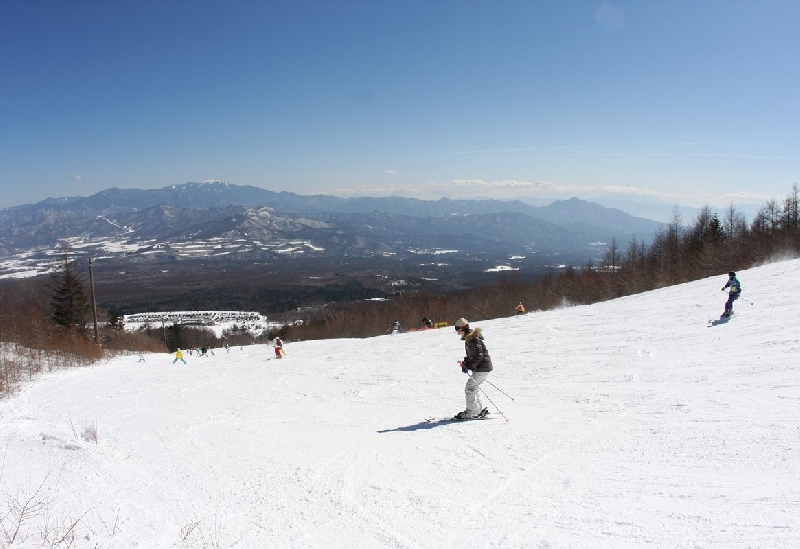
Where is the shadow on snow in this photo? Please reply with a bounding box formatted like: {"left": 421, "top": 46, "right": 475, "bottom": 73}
{"left": 377, "top": 418, "right": 491, "bottom": 433}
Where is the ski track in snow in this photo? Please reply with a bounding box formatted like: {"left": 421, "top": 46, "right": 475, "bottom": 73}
{"left": 0, "top": 260, "right": 799, "bottom": 547}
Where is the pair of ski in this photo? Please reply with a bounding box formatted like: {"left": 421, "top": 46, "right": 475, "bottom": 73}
{"left": 425, "top": 408, "right": 491, "bottom": 424}
{"left": 708, "top": 311, "right": 734, "bottom": 327}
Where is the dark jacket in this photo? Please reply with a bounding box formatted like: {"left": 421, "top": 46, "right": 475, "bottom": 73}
{"left": 462, "top": 328, "right": 493, "bottom": 373}
{"left": 723, "top": 276, "right": 742, "bottom": 295}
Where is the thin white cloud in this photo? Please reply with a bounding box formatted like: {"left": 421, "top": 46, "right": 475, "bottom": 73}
{"left": 74, "top": 175, "right": 82, "bottom": 181}
{"left": 327, "top": 177, "right": 782, "bottom": 212}
{"left": 447, "top": 145, "right": 584, "bottom": 156}
{"left": 443, "top": 144, "right": 794, "bottom": 163}
{"left": 597, "top": 152, "right": 798, "bottom": 161}
{"left": 384, "top": 170, "right": 396, "bottom": 175}
{"left": 452, "top": 178, "right": 562, "bottom": 190}
{"left": 448, "top": 147, "right": 538, "bottom": 155}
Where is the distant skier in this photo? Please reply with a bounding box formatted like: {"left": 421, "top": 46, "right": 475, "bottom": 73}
{"left": 515, "top": 301, "right": 526, "bottom": 315}
{"left": 422, "top": 317, "right": 434, "bottom": 329}
{"left": 173, "top": 348, "right": 186, "bottom": 364}
{"left": 453, "top": 318, "right": 493, "bottom": 420}
{"left": 274, "top": 337, "right": 284, "bottom": 358}
{"left": 721, "top": 271, "right": 742, "bottom": 318}
{"left": 388, "top": 320, "right": 403, "bottom": 335}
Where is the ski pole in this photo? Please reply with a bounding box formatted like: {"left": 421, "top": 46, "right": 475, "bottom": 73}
{"left": 460, "top": 362, "right": 510, "bottom": 422}
{"left": 477, "top": 383, "right": 509, "bottom": 423}
{"left": 459, "top": 361, "right": 515, "bottom": 401}
{"left": 484, "top": 379, "right": 515, "bottom": 401}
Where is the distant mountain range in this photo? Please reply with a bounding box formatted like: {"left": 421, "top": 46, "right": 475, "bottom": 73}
{"left": 0, "top": 182, "right": 663, "bottom": 278}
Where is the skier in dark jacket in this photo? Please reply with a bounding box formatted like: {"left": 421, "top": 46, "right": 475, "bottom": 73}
{"left": 453, "top": 317, "right": 493, "bottom": 420}
{"left": 721, "top": 271, "right": 742, "bottom": 317}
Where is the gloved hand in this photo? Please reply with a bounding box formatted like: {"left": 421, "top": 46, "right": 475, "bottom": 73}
{"left": 459, "top": 360, "right": 468, "bottom": 373}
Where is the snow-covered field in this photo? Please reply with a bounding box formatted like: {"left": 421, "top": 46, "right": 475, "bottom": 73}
{"left": 1, "top": 259, "right": 798, "bottom": 548}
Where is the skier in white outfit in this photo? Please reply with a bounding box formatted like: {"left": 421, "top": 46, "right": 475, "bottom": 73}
{"left": 453, "top": 318, "right": 493, "bottom": 420}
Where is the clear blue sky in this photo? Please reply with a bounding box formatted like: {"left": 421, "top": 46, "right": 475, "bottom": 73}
{"left": 1, "top": 1, "right": 797, "bottom": 219}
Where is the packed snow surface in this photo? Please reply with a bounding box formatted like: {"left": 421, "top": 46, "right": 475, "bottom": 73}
{"left": 1, "top": 259, "right": 799, "bottom": 548}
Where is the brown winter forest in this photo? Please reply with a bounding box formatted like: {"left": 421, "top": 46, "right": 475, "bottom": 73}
{"left": 1, "top": 185, "right": 799, "bottom": 397}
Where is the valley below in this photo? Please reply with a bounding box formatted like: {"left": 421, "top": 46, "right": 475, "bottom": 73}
{"left": 86, "top": 248, "right": 592, "bottom": 317}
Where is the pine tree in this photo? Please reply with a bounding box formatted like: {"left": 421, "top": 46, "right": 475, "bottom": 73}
{"left": 51, "top": 253, "right": 90, "bottom": 332}
{"left": 708, "top": 214, "right": 725, "bottom": 243}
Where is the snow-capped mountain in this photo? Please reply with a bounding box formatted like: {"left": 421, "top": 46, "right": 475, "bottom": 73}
{"left": 0, "top": 182, "right": 662, "bottom": 279}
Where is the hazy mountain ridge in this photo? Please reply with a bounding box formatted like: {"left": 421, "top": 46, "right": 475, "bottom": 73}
{"left": 0, "top": 182, "right": 663, "bottom": 278}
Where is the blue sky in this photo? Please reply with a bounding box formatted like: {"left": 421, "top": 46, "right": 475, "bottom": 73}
{"left": 1, "top": 1, "right": 797, "bottom": 220}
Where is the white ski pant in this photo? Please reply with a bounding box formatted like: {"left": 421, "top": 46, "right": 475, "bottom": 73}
{"left": 465, "top": 371, "right": 489, "bottom": 414}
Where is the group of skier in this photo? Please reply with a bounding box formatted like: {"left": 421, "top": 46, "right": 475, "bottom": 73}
{"left": 166, "top": 273, "right": 741, "bottom": 421}
{"left": 171, "top": 346, "right": 216, "bottom": 363}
